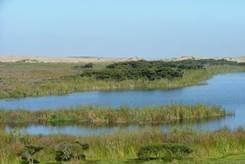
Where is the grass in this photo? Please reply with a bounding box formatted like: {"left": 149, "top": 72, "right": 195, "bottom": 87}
{"left": 0, "top": 61, "right": 245, "bottom": 163}
{"left": 0, "top": 103, "right": 234, "bottom": 163}
{"left": 0, "top": 104, "right": 230, "bottom": 126}
{"left": 1, "top": 128, "right": 245, "bottom": 163}
{"left": 0, "top": 61, "right": 245, "bottom": 98}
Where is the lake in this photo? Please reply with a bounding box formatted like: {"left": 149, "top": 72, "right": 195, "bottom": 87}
{"left": 2, "top": 73, "right": 245, "bottom": 136}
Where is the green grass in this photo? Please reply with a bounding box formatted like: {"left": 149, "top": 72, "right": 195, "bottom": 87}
{"left": 1, "top": 61, "right": 245, "bottom": 163}
{"left": 1, "top": 128, "right": 245, "bottom": 163}
{"left": 0, "top": 104, "right": 229, "bottom": 126}
{"left": 0, "top": 61, "right": 245, "bottom": 98}
{"left": 0, "top": 104, "right": 235, "bottom": 163}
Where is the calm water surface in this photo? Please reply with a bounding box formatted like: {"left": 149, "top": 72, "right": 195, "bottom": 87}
{"left": 2, "top": 73, "right": 245, "bottom": 136}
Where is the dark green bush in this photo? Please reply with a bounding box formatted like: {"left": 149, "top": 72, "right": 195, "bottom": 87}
{"left": 81, "top": 60, "right": 185, "bottom": 81}
{"left": 55, "top": 142, "right": 89, "bottom": 162}
{"left": 18, "top": 145, "right": 43, "bottom": 164}
{"left": 81, "top": 59, "right": 241, "bottom": 81}
{"left": 137, "top": 143, "right": 193, "bottom": 161}
{"left": 74, "top": 63, "right": 93, "bottom": 69}
{"left": 82, "top": 63, "right": 93, "bottom": 69}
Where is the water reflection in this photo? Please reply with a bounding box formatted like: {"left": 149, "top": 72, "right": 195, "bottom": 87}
{"left": 1, "top": 73, "right": 245, "bottom": 135}
{"left": 5, "top": 116, "right": 239, "bottom": 136}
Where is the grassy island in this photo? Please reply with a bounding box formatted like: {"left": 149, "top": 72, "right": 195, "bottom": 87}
{"left": 0, "top": 104, "right": 230, "bottom": 126}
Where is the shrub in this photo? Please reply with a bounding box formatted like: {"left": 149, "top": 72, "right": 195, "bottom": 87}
{"left": 55, "top": 142, "right": 89, "bottom": 162}
{"left": 82, "top": 63, "right": 93, "bottom": 69}
{"left": 137, "top": 143, "right": 193, "bottom": 161}
{"left": 81, "top": 60, "right": 186, "bottom": 81}
{"left": 74, "top": 63, "right": 93, "bottom": 69}
{"left": 18, "top": 144, "right": 43, "bottom": 164}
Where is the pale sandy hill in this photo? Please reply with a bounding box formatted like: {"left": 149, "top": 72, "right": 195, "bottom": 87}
{"left": 0, "top": 56, "right": 143, "bottom": 63}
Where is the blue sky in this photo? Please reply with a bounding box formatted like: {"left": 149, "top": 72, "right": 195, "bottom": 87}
{"left": 0, "top": 0, "right": 245, "bottom": 59}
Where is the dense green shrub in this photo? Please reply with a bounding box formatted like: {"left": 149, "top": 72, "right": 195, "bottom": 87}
{"left": 55, "top": 142, "right": 89, "bottom": 162}
{"left": 80, "top": 59, "right": 242, "bottom": 81}
{"left": 74, "top": 63, "right": 94, "bottom": 69}
{"left": 83, "top": 63, "right": 93, "bottom": 68}
{"left": 106, "top": 60, "right": 204, "bottom": 70}
{"left": 81, "top": 60, "right": 186, "bottom": 81}
{"left": 80, "top": 63, "right": 94, "bottom": 69}
{"left": 18, "top": 145, "right": 43, "bottom": 164}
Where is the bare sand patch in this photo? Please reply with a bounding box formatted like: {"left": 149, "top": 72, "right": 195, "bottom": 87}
{"left": 0, "top": 56, "right": 142, "bottom": 63}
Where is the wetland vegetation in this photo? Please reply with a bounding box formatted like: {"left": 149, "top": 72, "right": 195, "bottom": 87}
{"left": 1, "top": 128, "right": 245, "bottom": 163}
{"left": 0, "top": 59, "right": 245, "bottom": 163}
{"left": 1, "top": 59, "right": 245, "bottom": 99}
{"left": 0, "top": 104, "right": 228, "bottom": 126}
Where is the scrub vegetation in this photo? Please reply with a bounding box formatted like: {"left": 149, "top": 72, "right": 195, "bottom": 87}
{"left": 0, "top": 104, "right": 229, "bottom": 126}
{"left": 80, "top": 59, "right": 241, "bottom": 81}
{"left": 1, "top": 128, "right": 245, "bottom": 163}
{"left": 0, "top": 59, "right": 245, "bottom": 98}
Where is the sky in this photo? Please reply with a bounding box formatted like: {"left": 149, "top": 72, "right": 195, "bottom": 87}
{"left": 0, "top": 0, "right": 245, "bottom": 59}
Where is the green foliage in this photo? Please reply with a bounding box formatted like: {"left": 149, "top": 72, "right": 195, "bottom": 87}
{"left": 137, "top": 143, "right": 193, "bottom": 161}
{"left": 0, "top": 104, "right": 229, "bottom": 126}
{"left": 164, "top": 59, "right": 240, "bottom": 67}
{"left": 80, "top": 59, "right": 243, "bottom": 81}
{"left": 0, "top": 60, "right": 245, "bottom": 98}
{"left": 2, "top": 128, "right": 245, "bottom": 162}
{"left": 55, "top": 142, "right": 89, "bottom": 162}
{"left": 84, "top": 63, "right": 94, "bottom": 68}
{"left": 74, "top": 63, "right": 94, "bottom": 69}
{"left": 81, "top": 60, "right": 187, "bottom": 81}
{"left": 18, "top": 145, "right": 43, "bottom": 164}
{"left": 0, "top": 61, "right": 245, "bottom": 98}
{"left": 106, "top": 60, "right": 204, "bottom": 70}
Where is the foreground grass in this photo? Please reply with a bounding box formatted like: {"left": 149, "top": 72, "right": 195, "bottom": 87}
{"left": 0, "top": 104, "right": 229, "bottom": 126}
{"left": 0, "top": 61, "right": 245, "bottom": 98}
{"left": 1, "top": 128, "right": 245, "bottom": 163}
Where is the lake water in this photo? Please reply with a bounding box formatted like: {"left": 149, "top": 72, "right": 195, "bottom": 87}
{"left": 2, "top": 73, "right": 245, "bottom": 136}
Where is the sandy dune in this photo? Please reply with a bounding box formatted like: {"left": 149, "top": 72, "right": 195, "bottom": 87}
{"left": 0, "top": 55, "right": 245, "bottom": 63}
{"left": 169, "top": 56, "right": 245, "bottom": 63}
{"left": 0, "top": 56, "right": 142, "bottom": 63}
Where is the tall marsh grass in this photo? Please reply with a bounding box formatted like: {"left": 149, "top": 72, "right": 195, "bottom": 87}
{"left": 0, "top": 104, "right": 229, "bottom": 126}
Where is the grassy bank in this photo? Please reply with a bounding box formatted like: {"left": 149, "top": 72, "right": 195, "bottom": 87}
{"left": 0, "top": 104, "right": 229, "bottom": 126}
{"left": 0, "top": 61, "right": 245, "bottom": 98}
{"left": 1, "top": 128, "right": 245, "bottom": 163}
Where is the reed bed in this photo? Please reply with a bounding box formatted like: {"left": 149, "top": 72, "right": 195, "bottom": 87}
{"left": 0, "top": 104, "right": 229, "bottom": 126}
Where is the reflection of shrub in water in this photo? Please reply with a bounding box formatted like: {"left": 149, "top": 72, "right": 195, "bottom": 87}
{"left": 55, "top": 141, "right": 89, "bottom": 162}
{"left": 137, "top": 143, "right": 193, "bottom": 161}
